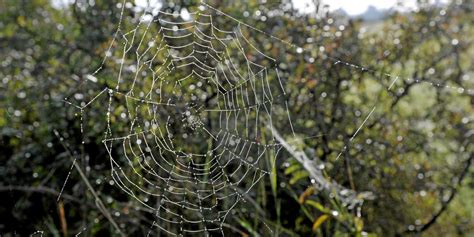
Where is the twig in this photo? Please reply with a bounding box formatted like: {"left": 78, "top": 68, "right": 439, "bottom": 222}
{"left": 53, "top": 130, "right": 125, "bottom": 237}
{"left": 0, "top": 185, "right": 82, "bottom": 203}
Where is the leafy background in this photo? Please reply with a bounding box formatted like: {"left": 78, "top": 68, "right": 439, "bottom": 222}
{"left": 0, "top": 0, "right": 473, "bottom": 236}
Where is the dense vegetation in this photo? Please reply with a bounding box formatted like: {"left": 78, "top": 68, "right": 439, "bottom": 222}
{"left": 0, "top": 0, "right": 472, "bottom": 236}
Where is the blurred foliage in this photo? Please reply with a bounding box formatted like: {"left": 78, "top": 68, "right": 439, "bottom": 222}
{"left": 0, "top": 0, "right": 473, "bottom": 236}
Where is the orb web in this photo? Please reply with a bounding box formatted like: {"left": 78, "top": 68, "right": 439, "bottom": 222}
{"left": 77, "top": 5, "right": 292, "bottom": 235}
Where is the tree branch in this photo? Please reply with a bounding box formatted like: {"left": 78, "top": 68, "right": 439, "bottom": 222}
{"left": 405, "top": 153, "right": 473, "bottom": 234}
{"left": 267, "top": 123, "right": 374, "bottom": 208}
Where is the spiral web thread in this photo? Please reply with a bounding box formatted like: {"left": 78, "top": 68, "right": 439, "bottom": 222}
{"left": 60, "top": 1, "right": 474, "bottom": 236}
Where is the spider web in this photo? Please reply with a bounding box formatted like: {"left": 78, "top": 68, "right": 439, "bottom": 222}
{"left": 65, "top": 3, "right": 295, "bottom": 235}
{"left": 61, "top": 0, "right": 473, "bottom": 236}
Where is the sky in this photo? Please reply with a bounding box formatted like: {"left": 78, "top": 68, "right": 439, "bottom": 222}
{"left": 53, "top": 0, "right": 449, "bottom": 16}
{"left": 294, "top": 0, "right": 449, "bottom": 15}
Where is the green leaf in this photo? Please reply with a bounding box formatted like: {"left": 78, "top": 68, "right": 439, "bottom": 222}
{"left": 305, "top": 200, "right": 330, "bottom": 213}
{"left": 284, "top": 163, "right": 301, "bottom": 175}
{"left": 238, "top": 219, "right": 260, "bottom": 237}
{"left": 289, "top": 170, "right": 309, "bottom": 185}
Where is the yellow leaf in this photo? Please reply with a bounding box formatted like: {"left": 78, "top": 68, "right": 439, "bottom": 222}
{"left": 306, "top": 79, "right": 318, "bottom": 89}
{"left": 355, "top": 217, "right": 364, "bottom": 232}
{"left": 312, "top": 214, "right": 329, "bottom": 232}
{"left": 17, "top": 15, "right": 26, "bottom": 27}
{"left": 298, "top": 186, "right": 315, "bottom": 204}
